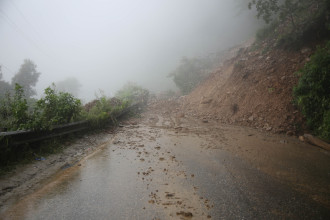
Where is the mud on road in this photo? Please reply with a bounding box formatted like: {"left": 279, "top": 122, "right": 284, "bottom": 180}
{"left": 1, "top": 101, "right": 330, "bottom": 219}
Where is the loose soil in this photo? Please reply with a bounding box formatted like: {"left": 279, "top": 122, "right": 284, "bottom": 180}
{"left": 181, "top": 41, "right": 316, "bottom": 135}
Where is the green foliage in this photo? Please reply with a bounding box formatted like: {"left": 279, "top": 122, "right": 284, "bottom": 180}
{"left": 0, "top": 84, "right": 81, "bottom": 131}
{"left": 83, "top": 96, "right": 116, "bottom": 128}
{"left": 250, "top": 0, "right": 330, "bottom": 48}
{"left": 12, "top": 84, "right": 29, "bottom": 129}
{"left": 248, "top": 0, "right": 280, "bottom": 24}
{"left": 0, "top": 66, "right": 11, "bottom": 99}
{"left": 1, "top": 81, "right": 146, "bottom": 132}
{"left": 293, "top": 41, "right": 330, "bottom": 141}
{"left": 0, "top": 84, "right": 29, "bottom": 130}
{"left": 30, "top": 85, "right": 82, "bottom": 130}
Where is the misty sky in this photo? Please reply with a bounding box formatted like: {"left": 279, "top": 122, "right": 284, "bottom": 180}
{"left": 0, "top": 0, "right": 259, "bottom": 101}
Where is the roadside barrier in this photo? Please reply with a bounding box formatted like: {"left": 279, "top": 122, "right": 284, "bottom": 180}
{"left": 0, "top": 102, "right": 144, "bottom": 148}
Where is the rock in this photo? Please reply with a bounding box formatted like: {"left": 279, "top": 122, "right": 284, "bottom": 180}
{"left": 200, "top": 98, "right": 212, "bottom": 104}
{"left": 301, "top": 47, "right": 311, "bottom": 54}
{"left": 303, "top": 134, "right": 330, "bottom": 151}
{"left": 176, "top": 211, "right": 193, "bottom": 218}
{"left": 248, "top": 116, "right": 254, "bottom": 121}
{"left": 178, "top": 113, "right": 185, "bottom": 118}
{"left": 263, "top": 123, "right": 272, "bottom": 131}
{"left": 280, "top": 140, "right": 288, "bottom": 144}
{"left": 202, "top": 119, "right": 208, "bottom": 123}
{"left": 299, "top": 136, "right": 305, "bottom": 142}
{"left": 286, "top": 131, "right": 294, "bottom": 136}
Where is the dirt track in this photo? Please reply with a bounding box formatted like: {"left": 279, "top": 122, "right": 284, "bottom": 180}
{"left": 1, "top": 101, "right": 330, "bottom": 219}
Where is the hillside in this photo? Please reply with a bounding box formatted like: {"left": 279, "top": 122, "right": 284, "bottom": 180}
{"left": 180, "top": 41, "right": 317, "bottom": 135}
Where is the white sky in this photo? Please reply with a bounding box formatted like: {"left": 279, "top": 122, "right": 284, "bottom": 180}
{"left": 0, "top": 0, "right": 259, "bottom": 101}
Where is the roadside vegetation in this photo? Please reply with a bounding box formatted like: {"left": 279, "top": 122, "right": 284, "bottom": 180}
{"left": 294, "top": 42, "right": 330, "bottom": 141}
{"left": 0, "top": 80, "right": 148, "bottom": 132}
{"left": 0, "top": 62, "right": 149, "bottom": 169}
{"left": 249, "top": 0, "right": 330, "bottom": 48}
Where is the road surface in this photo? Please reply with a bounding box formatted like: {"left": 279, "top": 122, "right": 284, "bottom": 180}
{"left": 2, "top": 108, "right": 330, "bottom": 219}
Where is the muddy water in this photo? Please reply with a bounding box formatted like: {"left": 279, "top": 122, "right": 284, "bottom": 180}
{"left": 2, "top": 114, "right": 330, "bottom": 219}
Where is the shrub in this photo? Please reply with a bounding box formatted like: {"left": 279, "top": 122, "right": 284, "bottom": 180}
{"left": 293, "top": 41, "right": 330, "bottom": 141}
{"left": 83, "top": 96, "right": 115, "bottom": 128}
{"left": 0, "top": 84, "right": 29, "bottom": 131}
{"left": 29, "top": 85, "right": 81, "bottom": 130}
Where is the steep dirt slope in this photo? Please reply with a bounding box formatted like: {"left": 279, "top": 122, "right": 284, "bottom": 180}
{"left": 182, "top": 43, "right": 315, "bottom": 135}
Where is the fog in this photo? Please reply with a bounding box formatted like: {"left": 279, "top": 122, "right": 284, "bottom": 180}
{"left": 0, "top": 0, "right": 260, "bottom": 101}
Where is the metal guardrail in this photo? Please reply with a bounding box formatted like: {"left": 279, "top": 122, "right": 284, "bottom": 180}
{"left": 0, "top": 102, "right": 144, "bottom": 148}
{"left": 0, "top": 121, "right": 89, "bottom": 146}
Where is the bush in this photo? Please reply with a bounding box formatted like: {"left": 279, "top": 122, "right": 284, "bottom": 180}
{"left": 29, "top": 85, "right": 82, "bottom": 130}
{"left": 83, "top": 96, "right": 116, "bottom": 128}
{"left": 293, "top": 41, "right": 330, "bottom": 141}
{"left": 0, "top": 84, "right": 29, "bottom": 131}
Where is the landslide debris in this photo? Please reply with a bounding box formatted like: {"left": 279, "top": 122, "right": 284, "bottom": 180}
{"left": 180, "top": 41, "right": 317, "bottom": 135}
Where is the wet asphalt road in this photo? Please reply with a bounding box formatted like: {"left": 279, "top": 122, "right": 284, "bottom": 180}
{"left": 2, "top": 115, "right": 330, "bottom": 219}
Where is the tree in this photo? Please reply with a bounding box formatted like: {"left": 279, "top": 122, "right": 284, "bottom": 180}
{"left": 11, "top": 59, "right": 41, "bottom": 98}
{"left": 55, "top": 77, "right": 82, "bottom": 97}
{"left": 248, "top": 0, "right": 327, "bottom": 32}
{"left": 249, "top": 0, "right": 329, "bottom": 47}
{"left": 0, "top": 66, "right": 11, "bottom": 98}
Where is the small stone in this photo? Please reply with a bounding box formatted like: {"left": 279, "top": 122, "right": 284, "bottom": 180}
{"left": 299, "top": 136, "right": 305, "bottom": 142}
{"left": 286, "top": 131, "right": 294, "bottom": 136}
{"left": 248, "top": 116, "right": 254, "bottom": 121}
{"left": 176, "top": 211, "right": 193, "bottom": 218}
{"left": 301, "top": 47, "right": 311, "bottom": 54}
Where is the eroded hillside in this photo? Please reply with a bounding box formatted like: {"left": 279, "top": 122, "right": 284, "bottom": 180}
{"left": 181, "top": 42, "right": 316, "bottom": 135}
